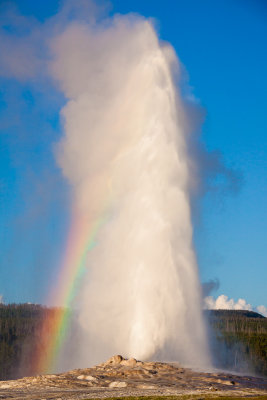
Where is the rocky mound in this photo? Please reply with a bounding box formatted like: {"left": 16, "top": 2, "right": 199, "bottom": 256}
{"left": 0, "top": 355, "right": 266, "bottom": 399}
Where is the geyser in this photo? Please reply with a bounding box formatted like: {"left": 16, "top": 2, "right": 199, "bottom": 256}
{"left": 51, "top": 15, "right": 210, "bottom": 368}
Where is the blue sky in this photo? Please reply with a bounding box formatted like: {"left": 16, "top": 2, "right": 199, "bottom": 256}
{"left": 0, "top": 0, "right": 266, "bottom": 310}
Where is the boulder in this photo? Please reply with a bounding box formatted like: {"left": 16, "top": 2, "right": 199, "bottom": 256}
{"left": 105, "top": 355, "right": 123, "bottom": 365}
{"left": 109, "top": 381, "right": 127, "bottom": 388}
{"left": 85, "top": 375, "right": 97, "bottom": 381}
{"left": 120, "top": 358, "right": 137, "bottom": 367}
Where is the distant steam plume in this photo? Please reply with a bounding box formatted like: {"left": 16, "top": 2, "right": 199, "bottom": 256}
{"left": 50, "top": 14, "right": 210, "bottom": 368}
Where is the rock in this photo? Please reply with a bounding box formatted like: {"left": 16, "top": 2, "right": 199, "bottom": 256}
{"left": 0, "top": 384, "right": 10, "bottom": 389}
{"left": 85, "top": 375, "right": 97, "bottom": 381}
{"left": 216, "top": 378, "right": 235, "bottom": 386}
{"left": 120, "top": 358, "right": 137, "bottom": 367}
{"left": 105, "top": 355, "right": 123, "bottom": 365}
{"left": 223, "top": 380, "right": 235, "bottom": 386}
{"left": 0, "top": 356, "right": 266, "bottom": 399}
{"left": 109, "top": 381, "right": 127, "bottom": 388}
{"left": 208, "top": 386, "right": 217, "bottom": 391}
{"left": 144, "top": 369, "right": 157, "bottom": 375}
{"left": 137, "top": 384, "right": 157, "bottom": 389}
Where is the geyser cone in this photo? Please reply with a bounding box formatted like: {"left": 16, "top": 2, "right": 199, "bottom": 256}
{"left": 51, "top": 16, "right": 210, "bottom": 369}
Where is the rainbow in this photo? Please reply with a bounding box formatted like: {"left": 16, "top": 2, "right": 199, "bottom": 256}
{"left": 33, "top": 208, "right": 107, "bottom": 374}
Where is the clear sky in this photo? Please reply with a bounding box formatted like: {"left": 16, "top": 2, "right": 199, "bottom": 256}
{"left": 0, "top": 0, "right": 266, "bottom": 310}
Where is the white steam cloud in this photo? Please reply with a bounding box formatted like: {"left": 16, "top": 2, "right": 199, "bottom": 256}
{"left": 204, "top": 294, "right": 267, "bottom": 317}
{"left": 51, "top": 15, "right": 210, "bottom": 368}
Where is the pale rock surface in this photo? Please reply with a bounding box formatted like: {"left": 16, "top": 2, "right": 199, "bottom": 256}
{"left": 120, "top": 357, "right": 137, "bottom": 367}
{"left": 109, "top": 381, "right": 128, "bottom": 388}
{"left": 85, "top": 375, "right": 98, "bottom": 381}
{"left": 104, "top": 354, "right": 123, "bottom": 365}
{"left": 0, "top": 355, "right": 266, "bottom": 399}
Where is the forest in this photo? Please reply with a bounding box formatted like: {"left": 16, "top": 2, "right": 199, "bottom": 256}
{"left": 0, "top": 303, "right": 61, "bottom": 380}
{"left": 0, "top": 304, "right": 266, "bottom": 380}
{"left": 206, "top": 309, "right": 267, "bottom": 376}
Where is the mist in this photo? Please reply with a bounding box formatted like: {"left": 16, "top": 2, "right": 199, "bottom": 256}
{"left": 50, "top": 14, "right": 210, "bottom": 369}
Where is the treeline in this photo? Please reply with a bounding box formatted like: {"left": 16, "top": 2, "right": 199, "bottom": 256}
{"left": 0, "top": 304, "right": 266, "bottom": 380}
{"left": 0, "top": 303, "right": 61, "bottom": 380}
{"left": 206, "top": 309, "right": 267, "bottom": 376}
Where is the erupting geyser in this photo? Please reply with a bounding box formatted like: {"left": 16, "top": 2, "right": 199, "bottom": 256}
{"left": 51, "top": 15, "right": 210, "bottom": 369}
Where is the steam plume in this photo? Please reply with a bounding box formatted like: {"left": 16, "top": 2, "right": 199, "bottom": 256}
{"left": 51, "top": 15, "right": 210, "bottom": 367}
